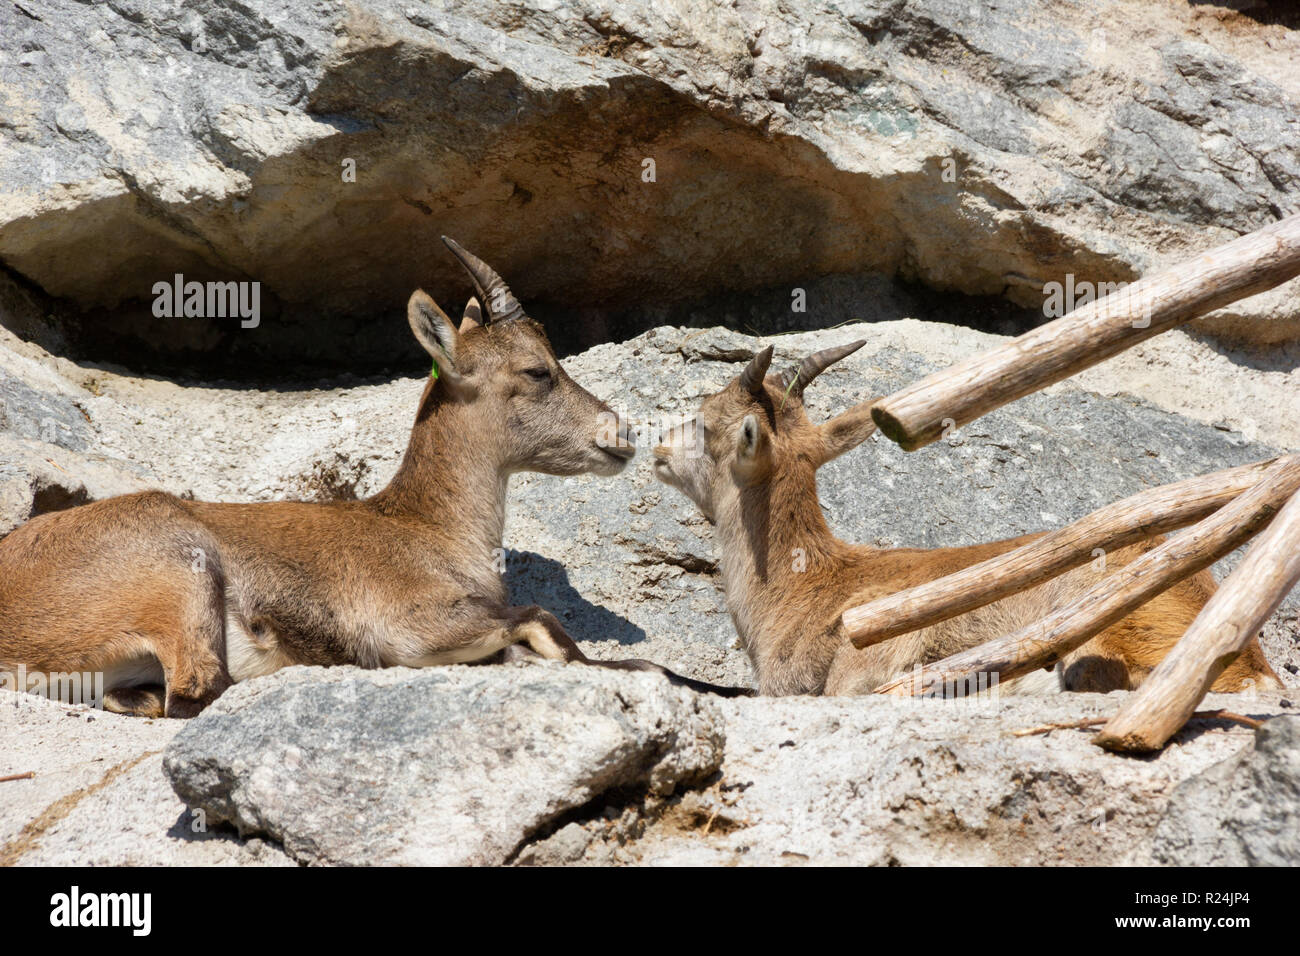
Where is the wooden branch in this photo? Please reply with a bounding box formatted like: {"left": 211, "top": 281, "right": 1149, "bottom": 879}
{"left": 870, "top": 213, "right": 1300, "bottom": 451}
{"left": 1095, "top": 485, "right": 1300, "bottom": 753}
{"left": 873, "top": 455, "right": 1300, "bottom": 697}
{"left": 844, "top": 457, "right": 1278, "bottom": 649}
{"left": 1012, "top": 709, "right": 1263, "bottom": 738}
{"left": 0, "top": 771, "right": 35, "bottom": 784}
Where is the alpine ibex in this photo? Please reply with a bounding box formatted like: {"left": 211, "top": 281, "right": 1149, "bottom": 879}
{"left": 652, "top": 342, "right": 1282, "bottom": 697}
{"left": 0, "top": 239, "right": 745, "bottom": 717}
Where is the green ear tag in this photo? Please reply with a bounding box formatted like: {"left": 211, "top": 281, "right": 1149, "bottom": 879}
{"left": 430, "top": 358, "right": 440, "bottom": 380}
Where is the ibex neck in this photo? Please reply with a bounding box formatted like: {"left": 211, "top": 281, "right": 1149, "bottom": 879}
{"left": 372, "top": 382, "right": 509, "bottom": 558}
{"left": 715, "top": 470, "right": 845, "bottom": 643}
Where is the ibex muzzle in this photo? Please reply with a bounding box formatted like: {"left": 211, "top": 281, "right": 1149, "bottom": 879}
{"left": 0, "top": 240, "right": 741, "bottom": 717}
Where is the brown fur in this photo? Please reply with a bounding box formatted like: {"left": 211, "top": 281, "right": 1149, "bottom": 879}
{"left": 653, "top": 351, "right": 1282, "bottom": 697}
{"left": 0, "top": 282, "right": 742, "bottom": 717}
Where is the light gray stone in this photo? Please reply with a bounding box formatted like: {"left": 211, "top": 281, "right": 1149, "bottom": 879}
{"left": 162, "top": 664, "right": 725, "bottom": 866}
{"left": 508, "top": 691, "right": 1300, "bottom": 866}
{"left": 0, "top": 693, "right": 289, "bottom": 867}
{"left": 1150, "top": 715, "right": 1300, "bottom": 866}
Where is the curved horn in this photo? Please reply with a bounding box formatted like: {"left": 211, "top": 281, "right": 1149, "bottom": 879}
{"left": 779, "top": 340, "right": 867, "bottom": 397}
{"left": 739, "top": 345, "right": 774, "bottom": 395}
{"left": 440, "top": 236, "right": 526, "bottom": 324}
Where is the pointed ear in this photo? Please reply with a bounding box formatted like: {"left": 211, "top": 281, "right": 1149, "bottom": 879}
{"left": 459, "top": 297, "right": 484, "bottom": 333}
{"left": 816, "top": 399, "right": 880, "bottom": 465}
{"left": 736, "top": 414, "right": 767, "bottom": 467}
{"left": 408, "top": 289, "right": 461, "bottom": 377}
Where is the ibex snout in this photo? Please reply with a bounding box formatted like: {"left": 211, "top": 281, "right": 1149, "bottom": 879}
{"left": 604, "top": 416, "right": 637, "bottom": 459}
{"left": 651, "top": 417, "right": 716, "bottom": 520}
{"left": 591, "top": 407, "right": 636, "bottom": 475}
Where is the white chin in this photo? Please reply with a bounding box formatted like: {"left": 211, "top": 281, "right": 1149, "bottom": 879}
{"left": 593, "top": 454, "right": 629, "bottom": 477}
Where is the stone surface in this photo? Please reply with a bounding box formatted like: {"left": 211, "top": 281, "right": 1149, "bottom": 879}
{"left": 7, "top": 670, "right": 1296, "bottom": 866}
{"left": 0, "top": 693, "right": 290, "bottom": 867}
{"left": 1150, "top": 714, "right": 1300, "bottom": 866}
{"left": 531, "top": 689, "right": 1299, "bottom": 866}
{"left": 1, "top": 0, "right": 1297, "bottom": 371}
{"left": 162, "top": 664, "right": 725, "bottom": 866}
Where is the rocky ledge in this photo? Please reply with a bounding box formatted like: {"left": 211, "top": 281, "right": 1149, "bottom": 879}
{"left": 2, "top": 665, "right": 1296, "bottom": 866}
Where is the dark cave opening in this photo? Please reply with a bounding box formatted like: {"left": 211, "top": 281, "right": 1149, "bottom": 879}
{"left": 0, "top": 264, "right": 1044, "bottom": 387}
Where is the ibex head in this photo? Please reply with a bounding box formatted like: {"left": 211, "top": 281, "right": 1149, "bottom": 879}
{"left": 405, "top": 238, "right": 635, "bottom": 477}
{"left": 652, "top": 341, "right": 876, "bottom": 520}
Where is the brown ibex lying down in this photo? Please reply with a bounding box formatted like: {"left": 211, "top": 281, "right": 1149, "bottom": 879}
{"left": 652, "top": 342, "right": 1282, "bottom": 697}
{"left": 0, "top": 239, "right": 745, "bottom": 717}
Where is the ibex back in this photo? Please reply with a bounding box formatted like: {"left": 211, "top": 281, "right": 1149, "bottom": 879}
{"left": 653, "top": 342, "right": 1282, "bottom": 697}
{"left": 0, "top": 239, "right": 744, "bottom": 716}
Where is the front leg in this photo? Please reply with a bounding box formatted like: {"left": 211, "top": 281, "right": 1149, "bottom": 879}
{"left": 392, "top": 603, "right": 581, "bottom": 666}
{"left": 398, "top": 603, "right": 752, "bottom": 697}
{"left": 497, "top": 605, "right": 754, "bottom": 698}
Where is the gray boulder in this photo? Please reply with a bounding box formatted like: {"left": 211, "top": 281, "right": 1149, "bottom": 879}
{"left": 0, "top": 352, "right": 153, "bottom": 535}
{"left": 162, "top": 664, "right": 725, "bottom": 866}
{"left": 1150, "top": 715, "right": 1300, "bottom": 866}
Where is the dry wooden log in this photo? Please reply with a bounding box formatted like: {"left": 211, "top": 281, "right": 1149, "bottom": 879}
{"left": 1012, "top": 709, "right": 1263, "bottom": 738}
{"left": 844, "top": 457, "right": 1279, "bottom": 649}
{"left": 1095, "top": 486, "right": 1300, "bottom": 753}
{"left": 870, "top": 213, "right": 1300, "bottom": 451}
{"left": 873, "top": 455, "right": 1300, "bottom": 697}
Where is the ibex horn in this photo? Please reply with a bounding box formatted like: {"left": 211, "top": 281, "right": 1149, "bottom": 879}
{"left": 739, "top": 345, "right": 774, "bottom": 395}
{"left": 779, "top": 340, "right": 867, "bottom": 397}
{"left": 440, "top": 236, "right": 526, "bottom": 324}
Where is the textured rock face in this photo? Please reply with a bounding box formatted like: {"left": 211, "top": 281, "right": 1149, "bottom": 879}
{"left": 0, "top": 343, "right": 151, "bottom": 535}
{"left": 2, "top": 0, "right": 1298, "bottom": 370}
{"left": 526, "top": 690, "right": 1297, "bottom": 866}
{"left": 156, "top": 668, "right": 1298, "bottom": 867}
{"left": 1150, "top": 715, "right": 1300, "bottom": 865}
{"left": 162, "top": 665, "right": 725, "bottom": 866}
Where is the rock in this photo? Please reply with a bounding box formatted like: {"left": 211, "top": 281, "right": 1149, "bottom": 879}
{"left": 0, "top": 340, "right": 155, "bottom": 534}
{"left": 162, "top": 665, "right": 725, "bottom": 866}
{"left": 0, "top": 433, "right": 153, "bottom": 536}
{"left": 1149, "top": 715, "right": 1300, "bottom": 866}
{"left": 0, "top": 693, "right": 287, "bottom": 867}
{"left": 499, "top": 690, "right": 1300, "bottom": 866}
{"left": 1, "top": 1, "right": 1297, "bottom": 372}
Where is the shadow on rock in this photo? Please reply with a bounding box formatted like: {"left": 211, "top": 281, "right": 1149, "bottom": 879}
{"left": 504, "top": 550, "right": 648, "bottom": 648}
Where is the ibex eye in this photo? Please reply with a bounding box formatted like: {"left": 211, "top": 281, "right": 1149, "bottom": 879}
{"left": 523, "top": 367, "right": 550, "bottom": 381}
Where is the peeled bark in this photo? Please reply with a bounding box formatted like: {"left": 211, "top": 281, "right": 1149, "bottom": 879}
{"left": 843, "top": 458, "right": 1279, "bottom": 649}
